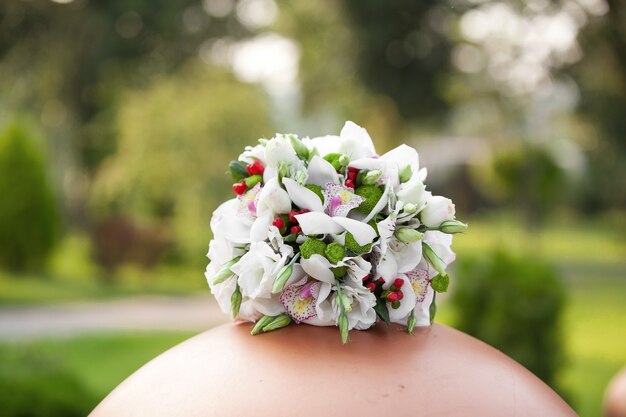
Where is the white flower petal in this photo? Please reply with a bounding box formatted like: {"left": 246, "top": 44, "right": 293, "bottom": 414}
{"left": 211, "top": 199, "right": 252, "bottom": 244}
{"left": 306, "top": 135, "right": 342, "bottom": 157}
{"left": 282, "top": 177, "right": 324, "bottom": 212}
{"left": 375, "top": 249, "right": 398, "bottom": 282}
{"left": 332, "top": 217, "right": 376, "bottom": 246}
{"left": 307, "top": 155, "right": 339, "bottom": 187}
{"left": 295, "top": 212, "right": 343, "bottom": 235}
{"left": 393, "top": 241, "right": 423, "bottom": 273}
{"left": 250, "top": 213, "right": 272, "bottom": 242}
{"left": 388, "top": 276, "right": 417, "bottom": 322}
{"left": 300, "top": 255, "right": 336, "bottom": 284}
{"left": 413, "top": 286, "right": 434, "bottom": 327}
{"left": 256, "top": 177, "right": 292, "bottom": 216}
{"left": 339, "top": 121, "right": 376, "bottom": 159}
{"left": 265, "top": 137, "right": 299, "bottom": 168}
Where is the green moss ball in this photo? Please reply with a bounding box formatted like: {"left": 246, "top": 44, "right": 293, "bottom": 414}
{"left": 344, "top": 232, "right": 372, "bottom": 254}
{"left": 325, "top": 242, "right": 346, "bottom": 264}
{"left": 300, "top": 239, "right": 327, "bottom": 259}
{"left": 354, "top": 185, "right": 383, "bottom": 215}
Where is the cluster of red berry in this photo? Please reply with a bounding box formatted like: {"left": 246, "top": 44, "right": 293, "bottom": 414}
{"left": 273, "top": 208, "right": 310, "bottom": 236}
{"left": 232, "top": 161, "right": 265, "bottom": 195}
{"left": 362, "top": 275, "right": 405, "bottom": 309}
{"left": 345, "top": 166, "right": 359, "bottom": 189}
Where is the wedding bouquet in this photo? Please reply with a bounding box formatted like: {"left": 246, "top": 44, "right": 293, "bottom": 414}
{"left": 205, "top": 121, "right": 467, "bottom": 342}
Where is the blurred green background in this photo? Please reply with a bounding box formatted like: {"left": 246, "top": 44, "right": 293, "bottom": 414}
{"left": 0, "top": 0, "right": 624, "bottom": 416}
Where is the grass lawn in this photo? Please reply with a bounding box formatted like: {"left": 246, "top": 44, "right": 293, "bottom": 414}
{"left": 0, "top": 332, "right": 194, "bottom": 413}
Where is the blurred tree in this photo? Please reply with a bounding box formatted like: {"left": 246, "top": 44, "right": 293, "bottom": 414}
{"left": 273, "top": 1, "right": 407, "bottom": 151}
{"left": 0, "top": 0, "right": 250, "bottom": 172}
{"left": 490, "top": 144, "right": 568, "bottom": 229}
{"left": 452, "top": 250, "right": 566, "bottom": 393}
{"left": 341, "top": 0, "right": 459, "bottom": 122}
{"left": 569, "top": 0, "right": 626, "bottom": 212}
{"left": 0, "top": 121, "right": 59, "bottom": 271}
{"left": 91, "top": 63, "right": 274, "bottom": 265}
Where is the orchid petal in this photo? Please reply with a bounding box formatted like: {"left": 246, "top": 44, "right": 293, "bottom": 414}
{"left": 388, "top": 277, "right": 417, "bottom": 322}
{"left": 332, "top": 217, "right": 376, "bottom": 246}
{"left": 282, "top": 177, "right": 324, "bottom": 212}
{"left": 375, "top": 249, "right": 398, "bottom": 282}
{"left": 339, "top": 121, "right": 376, "bottom": 159}
{"left": 391, "top": 240, "right": 422, "bottom": 273}
{"left": 307, "top": 155, "right": 339, "bottom": 187}
{"left": 300, "top": 255, "right": 336, "bottom": 284}
{"left": 250, "top": 213, "right": 272, "bottom": 242}
{"left": 295, "top": 212, "right": 343, "bottom": 235}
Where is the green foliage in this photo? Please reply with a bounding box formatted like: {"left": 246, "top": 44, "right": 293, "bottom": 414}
{"left": 0, "top": 121, "right": 59, "bottom": 270}
{"left": 0, "top": 348, "right": 96, "bottom": 417}
{"left": 91, "top": 64, "right": 274, "bottom": 264}
{"left": 451, "top": 250, "right": 566, "bottom": 389}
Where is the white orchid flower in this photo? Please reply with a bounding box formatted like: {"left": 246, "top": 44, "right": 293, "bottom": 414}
{"left": 372, "top": 213, "right": 423, "bottom": 284}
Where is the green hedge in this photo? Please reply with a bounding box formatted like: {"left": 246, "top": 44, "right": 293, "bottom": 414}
{"left": 451, "top": 250, "right": 566, "bottom": 390}
{"left": 0, "top": 347, "right": 96, "bottom": 416}
{"left": 0, "top": 121, "right": 59, "bottom": 270}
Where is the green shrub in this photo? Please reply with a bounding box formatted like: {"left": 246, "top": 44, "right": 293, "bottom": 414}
{"left": 451, "top": 250, "right": 566, "bottom": 389}
{"left": 0, "top": 347, "right": 96, "bottom": 416}
{"left": 0, "top": 121, "right": 59, "bottom": 270}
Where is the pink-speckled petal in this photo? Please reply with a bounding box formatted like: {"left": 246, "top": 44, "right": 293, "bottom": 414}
{"left": 280, "top": 281, "right": 318, "bottom": 323}
{"left": 406, "top": 268, "right": 430, "bottom": 302}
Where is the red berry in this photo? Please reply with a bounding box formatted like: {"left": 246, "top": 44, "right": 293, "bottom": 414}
{"left": 298, "top": 209, "right": 309, "bottom": 214}
{"left": 232, "top": 182, "right": 247, "bottom": 195}
{"left": 366, "top": 282, "right": 377, "bottom": 292}
{"left": 376, "top": 277, "right": 385, "bottom": 284}
{"left": 290, "top": 225, "right": 301, "bottom": 235}
{"left": 361, "top": 275, "right": 370, "bottom": 281}
{"left": 345, "top": 179, "right": 355, "bottom": 189}
{"left": 246, "top": 160, "right": 265, "bottom": 176}
{"left": 394, "top": 278, "right": 404, "bottom": 288}
{"left": 272, "top": 217, "right": 285, "bottom": 230}
{"left": 396, "top": 290, "right": 404, "bottom": 300}
{"left": 348, "top": 166, "right": 359, "bottom": 174}
{"left": 289, "top": 211, "right": 299, "bottom": 224}
{"left": 348, "top": 170, "right": 357, "bottom": 181}
{"left": 387, "top": 292, "right": 399, "bottom": 302}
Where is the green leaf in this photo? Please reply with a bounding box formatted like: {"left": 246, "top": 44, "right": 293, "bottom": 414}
{"left": 430, "top": 274, "right": 450, "bottom": 293}
{"left": 374, "top": 297, "right": 391, "bottom": 325}
{"left": 229, "top": 160, "right": 248, "bottom": 182}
